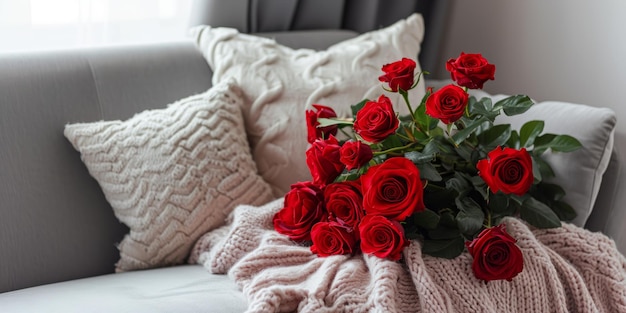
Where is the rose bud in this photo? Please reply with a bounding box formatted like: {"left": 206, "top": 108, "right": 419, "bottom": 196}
{"left": 425, "top": 84, "right": 469, "bottom": 124}
{"left": 359, "top": 215, "right": 408, "bottom": 261}
{"left": 353, "top": 95, "right": 399, "bottom": 143}
{"left": 446, "top": 52, "right": 495, "bottom": 89}
{"left": 466, "top": 224, "right": 524, "bottom": 282}
{"left": 339, "top": 140, "right": 373, "bottom": 170}
{"left": 476, "top": 146, "right": 534, "bottom": 196}
{"left": 361, "top": 157, "right": 425, "bottom": 222}
{"left": 306, "top": 135, "right": 345, "bottom": 186}
{"left": 273, "top": 181, "right": 326, "bottom": 242}
{"left": 378, "top": 58, "right": 417, "bottom": 92}
{"left": 310, "top": 221, "right": 358, "bottom": 257}
{"left": 306, "top": 104, "right": 338, "bottom": 144}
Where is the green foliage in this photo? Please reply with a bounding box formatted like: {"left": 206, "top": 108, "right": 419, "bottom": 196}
{"left": 322, "top": 75, "right": 581, "bottom": 259}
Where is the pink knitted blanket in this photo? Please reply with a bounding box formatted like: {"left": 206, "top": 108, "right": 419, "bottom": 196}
{"left": 189, "top": 199, "right": 626, "bottom": 312}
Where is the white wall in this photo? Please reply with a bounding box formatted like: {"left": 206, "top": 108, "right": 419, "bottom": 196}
{"left": 440, "top": 0, "right": 626, "bottom": 119}
{"left": 439, "top": 0, "right": 626, "bottom": 247}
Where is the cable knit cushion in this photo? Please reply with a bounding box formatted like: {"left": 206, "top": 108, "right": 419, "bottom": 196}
{"left": 191, "top": 13, "right": 426, "bottom": 197}
{"left": 64, "top": 80, "right": 274, "bottom": 272}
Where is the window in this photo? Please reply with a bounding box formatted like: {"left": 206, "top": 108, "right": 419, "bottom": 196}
{"left": 0, "top": 0, "right": 193, "bottom": 52}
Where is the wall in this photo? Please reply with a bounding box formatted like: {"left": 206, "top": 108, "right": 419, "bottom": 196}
{"left": 438, "top": 0, "right": 626, "bottom": 247}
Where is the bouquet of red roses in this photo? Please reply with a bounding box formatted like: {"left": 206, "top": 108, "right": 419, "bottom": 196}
{"left": 273, "top": 52, "right": 581, "bottom": 282}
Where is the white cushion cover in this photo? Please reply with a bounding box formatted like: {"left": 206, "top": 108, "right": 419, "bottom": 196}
{"left": 191, "top": 13, "right": 426, "bottom": 196}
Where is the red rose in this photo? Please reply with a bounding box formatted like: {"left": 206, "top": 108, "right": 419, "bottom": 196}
{"left": 465, "top": 224, "right": 524, "bottom": 281}
{"left": 273, "top": 181, "right": 326, "bottom": 242}
{"left": 311, "top": 221, "right": 358, "bottom": 257}
{"left": 324, "top": 180, "right": 364, "bottom": 234}
{"left": 378, "top": 58, "right": 417, "bottom": 92}
{"left": 361, "top": 157, "right": 425, "bottom": 221}
{"left": 425, "top": 84, "right": 469, "bottom": 124}
{"left": 446, "top": 52, "right": 495, "bottom": 89}
{"left": 306, "top": 104, "right": 338, "bottom": 144}
{"left": 339, "top": 140, "right": 373, "bottom": 170}
{"left": 306, "top": 135, "right": 345, "bottom": 186}
{"left": 476, "top": 146, "right": 533, "bottom": 196}
{"left": 353, "top": 95, "right": 399, "bottom": 143}
{"left": 359, "top": 215, "right": 408, "bottom": 261}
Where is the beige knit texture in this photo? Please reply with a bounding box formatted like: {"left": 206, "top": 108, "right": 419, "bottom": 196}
{"left": 65, "top": 80, "right": 274, "bottom": 272}
{"left": 190, "top": 199, "right": 626, "bottom": 312}
{"left": 191, "top": 13, "right": 426, "bottom": 197}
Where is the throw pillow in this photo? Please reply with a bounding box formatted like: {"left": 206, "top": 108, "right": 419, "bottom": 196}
{"left": 191, "top": 13, "right": 426, "bottom": 196}
{"left": 64, "top": 80, "right": 274, "bottom": 272}
{"left": 459, "top": 84, "right": 616, "bottom": 227}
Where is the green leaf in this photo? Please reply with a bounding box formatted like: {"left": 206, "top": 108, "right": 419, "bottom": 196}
{"left": 537, "top": 183, "right": 566, "bottom": 202}
{"left": 520, "top": 120, "right": 544, "bottom": 148}
{"left": 422, "top": 140, "right": 439, "bottom": 155}
{"left": 545, "top": 135, "right": 582, "bottom": 152}
{"left": 533, "top": 154, "right": 555, "bottom": 179}
{"left": 477, "top": 124, "right": 512, "bottom": 148}
{"left": 350, "top": 99, "right": 368, "bottom": 117}
{"left": 455, "top": 142, "right": 474, "bottom": 162}
{"left": 470, "top": 175, "right": 489, "bottom": 200}
{"left": 428, "top": 225, "right": 460, "bottom": 240}
{"left": 317, "top": 118, "right": 353, "bottom": 128}
{"left": 531, "top": 156, "right": 543, "bottom": 182}
{"left": 533, "top": 134, "right": 582, "bottom": 154}
{"left": 488, "top": 193, "right": 514, "bottom": 217}
{"left": 455, "top": 197, "right": 485, "bottom": 235}
{"left": 422, "top": 236, "right": 466, "bottom": 259}
{"left": 551, "top": 201, "right": 577, "bottom": 221}
{"left": 412, "top": 209, "right": 440, "bottom": 229}
{"left": 506, "top": 130, "right": 520, "bottom": 149}
{"left": 334, "top": 170, "right": 360, "bottom": 182}
{"left": 404, "top": 150, "right": 434, "bottom": 164}
{"left": 446, "top": 172, "right": 471, "bottom": 195}
{"left": 416, "top": 162, "right": 442, "bottom": 181}
{"left": 414, "top": 103, "right": 439, "bottom": 131}
{"left": 519, "top": 197, "right": 561, "bottom": 228}
{"left": 438, "top": 209, "right": 458, "bottom": 228}
{"left": 452, "top": 117, "right": 489, "bottom": 145}
{"left": 468, "top": 96, "right": 499, "bottom": 120}
{"left": 495, "top": 95, "right": 534, "bottom": 116}
{"left": 532, "top": 134, "right": 556, "bottom": 154}
{"left": 379, "top": 134, "right": 404, "bottom": 151}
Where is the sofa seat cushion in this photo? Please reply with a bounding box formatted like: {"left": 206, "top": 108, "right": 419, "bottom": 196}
{"left": 0, "top": 265, "right": 245, "bottom": 313}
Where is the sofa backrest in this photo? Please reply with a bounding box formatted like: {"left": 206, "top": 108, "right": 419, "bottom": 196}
{"left": 0, "top": 42, "right": 213, "bottom": 292}
{"left": 0, "top": 1, "right": 450, "bottom": 293}
{"left": 188, "top": 0, "right": 453, "bottom": 77}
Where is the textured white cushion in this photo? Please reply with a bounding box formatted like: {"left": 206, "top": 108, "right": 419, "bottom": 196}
{"left": 464, "top": 86, "right": 616, "bottom": 227}
{"left": 191, "top": 13, "right": 426, "bottom": 196}
{"left": 64, "top": 80, "right": 274, "bottom": 272}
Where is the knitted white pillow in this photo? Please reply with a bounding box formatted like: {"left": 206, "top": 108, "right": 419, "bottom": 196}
{"left": 191, "top": 13, "right": 427, "bottom": 197}
{"left": 64, "top": 80, "right": 274, "bottom": 272}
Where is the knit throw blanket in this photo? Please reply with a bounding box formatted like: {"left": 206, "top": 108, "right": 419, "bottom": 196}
{"left": 189, "top": 198, "right": 626, "bottom": 312}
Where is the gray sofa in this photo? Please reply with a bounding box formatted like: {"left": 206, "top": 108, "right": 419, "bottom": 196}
{"left": 0, "top": 1, "right": 622, "bottom": 312}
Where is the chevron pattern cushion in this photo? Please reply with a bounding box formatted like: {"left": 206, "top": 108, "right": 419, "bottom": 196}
{"left": 191, "top": 13, "right": 426, "bottom": 197}
{"left": 64, "top": 80, "right": 274, "bottom": 272}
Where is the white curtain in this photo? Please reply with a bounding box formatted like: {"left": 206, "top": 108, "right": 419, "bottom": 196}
{"left": 0, "top": 0, "right": 194, "bottom": 53}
